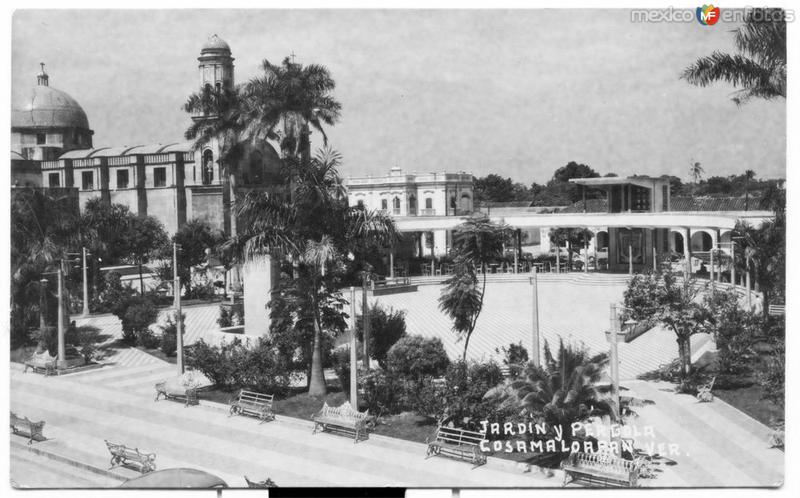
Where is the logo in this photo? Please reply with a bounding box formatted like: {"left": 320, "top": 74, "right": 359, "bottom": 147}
{"left": 696, "top": 4, "right": 721, "bottom": 25}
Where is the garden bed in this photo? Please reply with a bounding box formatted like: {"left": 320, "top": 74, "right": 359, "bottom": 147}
{"left": 714, "top": 382, "right": 783, "bottom": 428}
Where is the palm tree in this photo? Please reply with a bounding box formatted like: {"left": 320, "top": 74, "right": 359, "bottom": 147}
{"left": 487, "top": 339, "right": 614, "bottom": 451}
{"left": 233, "top": 148, "right": 397, "bottom": 396}
{"left": 743, "top": 169, "right": 756, "bottom": 211}
{"left": 689, "top": 161, "right": 704, "bottom": 184}
{"left": 682, "top": 8, "right": 786, "bottom": 105}
{"left": 241, "top": 57, "right": 342, "bottom": 164}
{"left": 302, "top": 236, "right": 339, "bottom": 395}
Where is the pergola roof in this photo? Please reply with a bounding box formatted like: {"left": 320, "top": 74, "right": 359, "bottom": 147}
{"left": 569, "top": 176, "right": 667, "bottom": 189}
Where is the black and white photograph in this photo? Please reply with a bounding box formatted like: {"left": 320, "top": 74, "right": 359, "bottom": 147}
{"left": 6, "top": 3, "right": 794, "bottom": 494}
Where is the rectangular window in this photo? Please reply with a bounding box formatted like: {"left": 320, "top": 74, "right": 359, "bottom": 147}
{"left": 154, "top": 167, "right": 167, "bottom": 187}
{"left": 36, "top": 133, "right": 46, "bottom": 145}
{"left": 81, "top": 171, "right": 94, "bottom": 190}
{"left": 381, "top": 199, "right": 388, "bottom": 210}
{"left": 48, "top": 173, "right": 60, "bottom": 188}
{"left": 116, "top": 169, "right": 129, "bottom": 189}
{"left": 662, "top": 185, "right": 669, "bottom": 211}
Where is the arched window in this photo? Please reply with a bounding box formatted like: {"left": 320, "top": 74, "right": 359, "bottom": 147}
{"left": 393, "top": 196, "right": 401, "bottom": 215}
{"left": 425, "top": 198, "right": 433, "bottom": 209}
{"left": 408, "top": 195, "right": 417, "bottom": 214}
{"left": 202, "top": 150, "right": 214, "bottom": 185}
{"left": 459, "top": 193, "right": 471, "bottom": 213}
{"left": 381, "top": 198, "right": 388, "bottom": 211}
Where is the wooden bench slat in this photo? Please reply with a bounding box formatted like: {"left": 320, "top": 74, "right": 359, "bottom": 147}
{"left": 105, "top": 440, "right": 156, "bottom": 474}
{"left": 229, "top": 389, "right": 275, "bottom": 423}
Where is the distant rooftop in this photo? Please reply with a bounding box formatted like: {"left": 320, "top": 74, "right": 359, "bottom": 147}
{"left": 570, "top": 176, "right": 667, "bottom": 188}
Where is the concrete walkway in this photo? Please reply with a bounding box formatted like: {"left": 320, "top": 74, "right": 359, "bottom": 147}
{"left": 621, "top": 379, "right": 783, "bottom": 487}
{"left": 9, "top": 367, "right": 557, "bottom": 488}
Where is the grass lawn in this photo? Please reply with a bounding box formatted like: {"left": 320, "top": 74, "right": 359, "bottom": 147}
{"left": 715, "top": 383, "right": 784, "bottom": 428}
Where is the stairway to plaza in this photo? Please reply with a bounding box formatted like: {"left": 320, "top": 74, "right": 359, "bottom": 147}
{"left": 9, "top": 367, "right": 556, "bottom": 488}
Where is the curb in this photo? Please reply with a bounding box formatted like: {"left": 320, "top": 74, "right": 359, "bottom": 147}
{"left": 11, "top": 439, "right": 128, "bottom": 483}
{"left": 196, "top": 397, "right": 561, "bottom": 481}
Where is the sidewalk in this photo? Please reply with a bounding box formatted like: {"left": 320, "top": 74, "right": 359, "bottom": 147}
{"left": 10, "top": 368, "right": 557, "bottom": 488}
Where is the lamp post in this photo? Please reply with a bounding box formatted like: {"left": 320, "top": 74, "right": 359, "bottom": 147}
{"left": 57, "top": 264, "right": 66, "bottom": 368}
{"left": 361, "top": 264, "right": 373, "bottom": 371}
{"left": 82, "top": 247, "right": 89, "bottom": 316}
{"left": 349, "top": 286, "right": 358, "bottom": 407}
{"left": 607, "top": 304, "right": 637, "bottom": 421}
{"left": 39, "top": 278, "right": 48, "bottom": 331}
{"left": 529, "top": 269, "right": 540, "bottom": 367}
{"left": 172, "top": 244, "right": 184, "bottom": 375}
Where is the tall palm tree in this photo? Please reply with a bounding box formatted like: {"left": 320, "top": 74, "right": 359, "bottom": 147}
{"left": 743, "top": 169, "right": 756, "bottom": 211}
{"left": 232, "top": 148, "right": 397, "bottom": 396}
{"left": 241, "top": 57, "right": 341, "bottom": 164}
{"left": 683, "top": 8, "right": 786, "bottom": 105}
{"left": 689, "top": 161, "right": 704, "bottom": 184}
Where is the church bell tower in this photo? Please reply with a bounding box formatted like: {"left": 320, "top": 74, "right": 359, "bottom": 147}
{"left": 198, "top": 34, "right": 234, "bottom": 90}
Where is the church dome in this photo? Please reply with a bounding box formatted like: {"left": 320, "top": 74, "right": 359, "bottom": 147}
{"left": 12, "top": 72, "right": 90, "bottom": 130}
{"left": 201, "top": 34, "right": 231, "bottom": 54}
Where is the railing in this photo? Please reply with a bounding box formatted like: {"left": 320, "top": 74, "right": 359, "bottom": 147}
{"left": 420, "top": 208, "right": 436, "bottom": 216}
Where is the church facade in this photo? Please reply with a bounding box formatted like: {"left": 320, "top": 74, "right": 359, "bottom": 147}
{"left": 11, "top": 35, "right": 283, "bottom": 237}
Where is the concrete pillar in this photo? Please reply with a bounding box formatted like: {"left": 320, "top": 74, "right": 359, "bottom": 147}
{"left": 684, "top": 228, "right": 692, "bottom": 278}
{"left": 57, "top": 267, "right": 65, "bottom": 368}
{"left": 243, "top": 254, "right": 279, "bottom": 336}
{"left": 389, "top": 248, "right": 394, "bottom": 278}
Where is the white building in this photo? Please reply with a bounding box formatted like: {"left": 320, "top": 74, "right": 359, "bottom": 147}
{"left": 346, "top": 167, "right": 474, "bottom": 256}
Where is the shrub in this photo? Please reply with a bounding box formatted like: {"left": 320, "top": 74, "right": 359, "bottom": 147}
{"left": 440, "top": 360, "right": 506, "bottom": 427}
{"left": 113, "top": 296, "right": 159, "bottom": 346}
{"left": 386, "top": 336, "right": 450, "bottom": 385}
{"left": 496, "top": 342, "right": 529, "bottom": 377}
{"left": 360, "top": 368, "right": 403, "bottom": 415}
{"left": 184, "top": 337, "right": 292, "bottom": 394}
{"left": 92, "top": 272, "right": 135, "bottom": 314}
{"left": 159, "top": 311, "right": 186, "bottom": 356}
{"left": 356, "top": 303, "right": 407, "bottom": 368}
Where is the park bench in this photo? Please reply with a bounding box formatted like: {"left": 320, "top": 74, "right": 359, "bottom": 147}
{"left": 696, "top": 376, "right": 716, "bottom": 402}
{"left": 23, "top": 351, "right": 56, "bottom": 376}
{"left": 312, "top": 401, "right": 369, "bottom": 443}
{"left": 768, "top": 304, "right": 785, "bottom": 317}
{"left": 10, "top": 412, "right": 46, "bottom": 445}
{"left": 154, "top": 381, "right": 198, "bottom": 407}
{"left": 561, "top": 451, "right": 640, "bottom": 487}
{"left": 104, "top": 440, "right": 156, "bottom": 474}
{"left": 425, "top": 426, "right": 487, "bottom": 468}
{"left": 229, "top": 389, "right": 275, "bottom": 423}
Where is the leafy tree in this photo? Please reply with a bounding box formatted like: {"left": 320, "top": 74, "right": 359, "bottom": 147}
{"left": 386, "top": 336, "right": 450, "bottom": 386}
{"left": 623, "top": 271, "right": 710, "bottom": 377}
{"left": 125, "top": 216, "right": 169, "bottom": 294}
{"left": 80, "top": 200, "right": 134, "bottom": 265}
{"left": 733, "top": 218, "right": 784, "bottom": 316}
{"left": 356, "top": 303, "right": 407, "bottom": 369}
{"left": 439, "top": 215, "right": 510, "bottom": 360}
{"left": 551, "top": 162, "right": 599, "bottom": 184}
{"left": 11, "top": 188, "right": 80, "bottom": 348}
{"left": 113, "top": 295, "right": 159, "bottom": 346}
{"left": 474, "top": 174, "right": 531, "bottom": 204}
{"left": 683, "top": 8, "right": 786, "bottom": 105}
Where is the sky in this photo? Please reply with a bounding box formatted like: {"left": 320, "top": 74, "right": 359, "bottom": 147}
{"left": 11, "top": 9, "right": 786, "bottom": 184}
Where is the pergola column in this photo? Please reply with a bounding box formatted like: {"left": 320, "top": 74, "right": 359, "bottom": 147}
{"left": 684, "top": 227, "right": 692, "bottom": 278}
